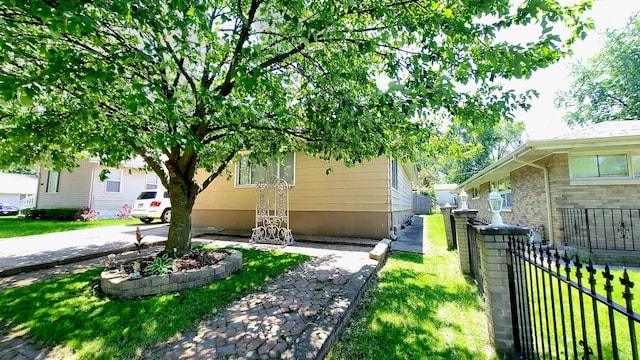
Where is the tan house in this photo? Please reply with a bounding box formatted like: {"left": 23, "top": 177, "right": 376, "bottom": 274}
{"left": 457, "top": 120, "right": 640, "bottom": 265}
{"left": 193, "top": 153, "right": 416, "bottom": 239}
{"left": 37, "top": 158, "right": 161, "bottom": 218}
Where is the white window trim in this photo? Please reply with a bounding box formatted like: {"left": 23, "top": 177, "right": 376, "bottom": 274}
{"left": 105, "top": 168, "right": 123, "bottom": 193}
{"left": 491, "top": 177, "right": 512, "bottom": 210}
{"left": 145, "top": 173, "right": 159, "bottom": 190}
{"left": 45, "top": 170, "right": 60, "bottom": 193}
{"left": 234, "top": 153, "right": 296, "bottom": 188}
{"left": 568, "top": 150, "right": 640, "bottom": 185}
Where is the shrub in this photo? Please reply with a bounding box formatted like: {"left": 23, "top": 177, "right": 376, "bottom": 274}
{"left": 118, "top": 204, "right": 133, "bottom": 219}
{"left": 78, "top": 207, "right": 99, "bottom": 221}
{"left": 22, "top": 208, "right": 83, "bottom": 221}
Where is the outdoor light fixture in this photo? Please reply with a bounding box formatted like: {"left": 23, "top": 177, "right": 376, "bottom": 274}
{"left": 488, "top": 187, "right": 504, "bottom": 226}
{"left": 459, "top": 189, "right": 469, "bottom": 210}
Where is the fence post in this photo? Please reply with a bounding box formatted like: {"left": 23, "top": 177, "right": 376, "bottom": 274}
{"left": 477, "top": 225, "right": 530, "bottom": 359}
{"left": 441, "top": 205, "right": 458, "bottom": 249}
{"left": 452, "top": 209, "right": 478, "bottom": 274}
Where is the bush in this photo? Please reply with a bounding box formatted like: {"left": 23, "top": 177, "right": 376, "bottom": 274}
{"left": 22, "top": 208, "right": 83, "bottom": 221}
{"left": 118, "top": 204, "right": 133, "bottom": 219}
{"left": 78, "top": 207, "right": 99, "bottom": 221}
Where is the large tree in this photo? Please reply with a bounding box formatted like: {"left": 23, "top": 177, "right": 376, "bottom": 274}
{"left": 0, "top": 0, "right": 590, "bottom": 255}
{"left": 438, "top": 119, "right": 525, "bottom": 185}
{"left": 556, "top": 16, "right": 640, "bottom": 125}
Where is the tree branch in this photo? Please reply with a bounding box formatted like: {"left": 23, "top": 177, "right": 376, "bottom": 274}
{"left": 201, "top": 150, "right": 238, "bottom": 191}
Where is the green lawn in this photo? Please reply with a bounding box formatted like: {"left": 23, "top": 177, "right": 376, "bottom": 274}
{"left": 0, "top": 217, "right": 140, "bottom": 238}
{"left": 327, "top": 214, "right": 496, "bottom": 360}
{"left": 0, "top": 246, "right": 310, "bottom": 359}
{"left": 523, "top": 262, "right": 640, "bottom": 359}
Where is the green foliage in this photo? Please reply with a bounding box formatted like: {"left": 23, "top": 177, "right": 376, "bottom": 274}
{"left": 0, "top": 247, "right": 310, "bottom": 359}
{"left": 22, "top": 207, "right": 83, "bottom": 221}
{"left": 144, "top": 255, "right": 174, "bottom": 276}
{"left": 441, "top": 119, "right": 525, "bottom": 184}
{"left": 327, "top": 215, "right": 495, "bottom": 359}
{"left": 0, "top": 0, "right": 592, "bottom": 253}
{"left": 556, "top": 16, "right": 640, "bottom": 124}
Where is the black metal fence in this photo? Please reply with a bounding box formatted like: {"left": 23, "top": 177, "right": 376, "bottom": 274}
{"left": 467, "top": 219, "right": 483, "bottom": 295}
{"left": 450, "top": 213, "right": 458, "bottom": 249}
{"left": 507, "top": 236, "right": 639, "bottom": 360}
{"left": 561, "top": 208, "right": 640, "bottom": 252}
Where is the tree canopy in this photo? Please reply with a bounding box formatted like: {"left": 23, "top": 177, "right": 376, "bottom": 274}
{"left": 556, "top": 15, "right": 640, "bottom": 125}
{"left": 0, "top": 0, "right": 590, "bottom": 254}
{"left": 420, "top": 118, "right": 525, "bottom": 186}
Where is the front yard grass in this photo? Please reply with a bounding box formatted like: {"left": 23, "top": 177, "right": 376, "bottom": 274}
{"left": 327, "top": 214, "right": 496, "bottom": 360}
{"left": 0, "top": 217, "right": 139, "bottom": 238}
{"left": 0, "top": 246, "right": 310, "bottom": 359}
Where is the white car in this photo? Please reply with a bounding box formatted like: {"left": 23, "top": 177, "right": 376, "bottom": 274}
{"left": 132, "top": 190, "right": 171, "bottom": 223}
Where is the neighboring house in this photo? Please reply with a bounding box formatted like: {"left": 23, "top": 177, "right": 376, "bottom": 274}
{"left": 457, "top": 120, "right": 640, "bottom": 264}
{"left": 0, "top": 172, "right": 38, "bottom": 208}
{"left": 434, "top": 183, "right": 458, "bottom": 207}
{"left": 192, "top": 153, "right": 417, "bottom": 239}
{"left": 36, "top": 158, "right": 160, "bottom": 219}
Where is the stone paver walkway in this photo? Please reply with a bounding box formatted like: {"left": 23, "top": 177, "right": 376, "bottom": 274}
{"left": 142, "top": 239, "right": 380, "bottom": 359}
{"left": 0, "top": 232, "right": 386, "bottom": 360}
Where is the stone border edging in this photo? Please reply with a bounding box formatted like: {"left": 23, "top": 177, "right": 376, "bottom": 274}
{"left": 0, "top": 240, "right": 167, "bottom": 277}
{"left": 100, "top": 249, "right": 242, "bottom": 299}
{"left": 293, "top": 240, "right": 391, "bottom": 360}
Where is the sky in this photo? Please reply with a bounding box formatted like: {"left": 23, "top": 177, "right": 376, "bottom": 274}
{"left": 510, "top": 0, "right": 640, "bottom": 140}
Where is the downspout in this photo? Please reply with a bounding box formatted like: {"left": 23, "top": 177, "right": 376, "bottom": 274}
{"left": 88, "top": 167, "right": 96, "bottom": 209}
{"left": 512, "top": 156, "right": 555, "bottom": 245}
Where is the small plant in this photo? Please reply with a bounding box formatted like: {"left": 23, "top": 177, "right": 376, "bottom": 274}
{"left": 118, "top": 204, "right": 133, "bottom": 219}
{"left": 144, "top": 255, "right": 174, "bottom": 276}
{"left": 134, "top": 227, "right": 145, "bottom": 254}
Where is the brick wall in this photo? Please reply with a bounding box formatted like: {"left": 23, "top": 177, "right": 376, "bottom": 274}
{"left": 467, "top": 152, "right": 640, "bottom": 247}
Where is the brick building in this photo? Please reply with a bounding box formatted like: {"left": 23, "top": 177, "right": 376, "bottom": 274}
{"left": 455, "top": 120, "right": 640, "bottom": 263}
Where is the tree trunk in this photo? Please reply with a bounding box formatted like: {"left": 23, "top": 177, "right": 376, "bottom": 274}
{"left": 163, "top": 170, "right": 199, "bottom": 258}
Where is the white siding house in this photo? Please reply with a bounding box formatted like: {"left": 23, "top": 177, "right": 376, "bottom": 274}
{"left": 36, "top": 159, "right": 158, "bottom": 219}
{"left": 0, "top": 172, "right": 38, "bottom": 208}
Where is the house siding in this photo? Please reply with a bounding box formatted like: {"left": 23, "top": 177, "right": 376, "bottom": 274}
{"left": 193, "top": 153, "right": 399, "bottom": 238}
{"left": 36, "top": 161, "right": 153, "bottom": 218}
{"left": 36, "top": 162, "right": 93, "bottom": 209}
{"left": 88, "top": 167, "right": 150, "bottom": 218}
{"left": 466, "top": 153, "right": 640, "bottom": 245}
{"left": 391, "top": 161, "right": 413, "bottom": 228}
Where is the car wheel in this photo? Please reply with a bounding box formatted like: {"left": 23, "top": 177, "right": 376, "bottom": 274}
{"left": 161, "top": 208, "right": 171, "bottom": 223}
{"left": 140, "top": 218, "right": 153, "bottom": 224}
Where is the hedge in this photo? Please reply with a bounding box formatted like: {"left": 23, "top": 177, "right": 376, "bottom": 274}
{"left": 23, "top": 208, "right": 83, "bottom": 221}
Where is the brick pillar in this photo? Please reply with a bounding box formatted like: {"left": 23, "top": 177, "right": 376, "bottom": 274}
{"left": 477, "top": 225, "right": 530, "bottom": 358}
{"left": 452, "top": 209, "right": 478, "bottom": 274}
{"left": 440, "top": 205, "right": 457, "bottom": 249}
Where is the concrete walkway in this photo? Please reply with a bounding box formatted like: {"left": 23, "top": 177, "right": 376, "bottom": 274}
{"left": 391, "top": 215, "right": 429, "bottom": 254}
{"left": 0, "top": 220, "right": 417, "bottom": 359}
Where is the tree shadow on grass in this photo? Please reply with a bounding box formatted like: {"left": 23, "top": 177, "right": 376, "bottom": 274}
{"left": 0, "top": 248, "right": 310, "bottom": 359}
{"left": 329, "top": 254, "right": 493, "bottom": 360}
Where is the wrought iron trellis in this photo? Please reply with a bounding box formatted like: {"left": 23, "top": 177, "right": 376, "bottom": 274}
{"left": 250, "top": 177, "right": 294, "bottom": 246}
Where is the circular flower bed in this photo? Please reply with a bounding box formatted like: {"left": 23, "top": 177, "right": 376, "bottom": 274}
{"left": 100, "top": 249, "right": 242, "bottom": 299}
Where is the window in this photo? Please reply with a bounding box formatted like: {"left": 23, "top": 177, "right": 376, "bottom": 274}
{"left": 236, "top": 153, "right": 295, "bottom": 186}
{"left": 46, "top": 170, "right": 60, "bottom": 193}
{"left": 570, "top": 154, "right": 629, "bottom": 179}
{"left": 105, "top": 168, "right": 122, "bottom": 193}
{"left": 492, "top": 177, "right": 512, "bottom": 209}
{"left": 391, "top": 159, "right": 398, "bottom": 189}
{"left": 145, "top": 173, "right": 159, "bottom": 190}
